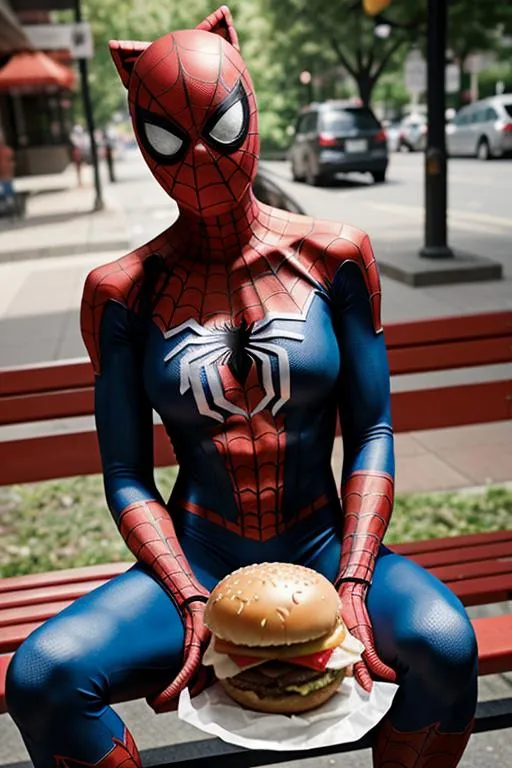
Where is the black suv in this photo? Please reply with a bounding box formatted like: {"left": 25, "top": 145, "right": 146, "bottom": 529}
{"left": 289, "top": 101, "right": 388, "bottom": 185}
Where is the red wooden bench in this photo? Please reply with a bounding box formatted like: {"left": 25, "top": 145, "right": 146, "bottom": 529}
{"left": 0, "top": 309, "right": 511, "bottom": 766}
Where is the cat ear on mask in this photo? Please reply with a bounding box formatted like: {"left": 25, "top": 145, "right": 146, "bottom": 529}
{"left": 196, "top": 5, "right": 240, "bottom": 51}
{"left": 109, "top": 40, "right": 149, "bottom": 88}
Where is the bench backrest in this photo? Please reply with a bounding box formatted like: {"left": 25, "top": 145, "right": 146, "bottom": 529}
{"left": 1, "top": 310, "right": 511, "bottom": 485}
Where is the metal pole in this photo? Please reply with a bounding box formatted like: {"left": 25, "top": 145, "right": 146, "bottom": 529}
{"left": 74, "top": 0, "right": 103, "bottom": 211}
{"left": 419, "top": 0, "right": 452, "bottom": 258}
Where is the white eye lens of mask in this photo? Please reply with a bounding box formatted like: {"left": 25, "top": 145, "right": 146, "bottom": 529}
{"left": 209, "top": 100, "right": 244, "bottom": 144}
{"left": 144, "top": 122, "right": 183, "bottom": 156}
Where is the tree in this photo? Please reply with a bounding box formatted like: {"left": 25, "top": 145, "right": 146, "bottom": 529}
{"left": 262, "top": 0, "right": 422, "bottom": 108}
{"left": 447, "top": 1, "right": 512, "bottom": 107}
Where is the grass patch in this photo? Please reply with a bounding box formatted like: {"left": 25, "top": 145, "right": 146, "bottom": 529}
{"left": 1, "top": 473, "right": 511, "bottom": 577}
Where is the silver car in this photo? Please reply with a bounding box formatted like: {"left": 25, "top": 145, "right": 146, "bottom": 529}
{"left": 447, "top": 95, "right": 512, "bottom": 160}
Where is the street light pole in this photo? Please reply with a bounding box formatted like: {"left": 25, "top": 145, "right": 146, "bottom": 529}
{"left": 74, "top": 0, "right": 103, "bottom": 211}
{"left": 419, "top": 0, "right": 452, "bottom": 258}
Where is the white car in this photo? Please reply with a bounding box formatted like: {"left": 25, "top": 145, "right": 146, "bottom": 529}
{"left": 398, "top": 114, "right": 427, "bottom": 152}
{"left": 447, "top": 95, "right": 512, "bottom": 160}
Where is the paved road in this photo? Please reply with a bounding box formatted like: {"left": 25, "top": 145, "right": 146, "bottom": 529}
{"left": 116, "top": 150, "right": 512, "bottom": 271}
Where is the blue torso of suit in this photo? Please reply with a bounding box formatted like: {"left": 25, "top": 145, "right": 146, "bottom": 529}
{"left": 95, "top": 260, "right": 394, "bottom": 563}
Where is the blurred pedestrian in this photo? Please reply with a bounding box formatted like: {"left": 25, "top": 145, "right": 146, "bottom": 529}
{"left": 103, "top": 128, "right": 116, "bottom": 183}
{"left": 0, "top": 129, "right": 17, "bottom": 218}
{"left": 69, "top": 125, "right": 85, "bottom": 187}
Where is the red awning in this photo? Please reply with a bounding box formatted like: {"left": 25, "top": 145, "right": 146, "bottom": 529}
{"left": 0, "top": 51, "right": 75, "bottom": 91}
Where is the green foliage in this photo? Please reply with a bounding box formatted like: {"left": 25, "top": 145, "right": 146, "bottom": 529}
{"left": 0, "top": 468, "right": 177, "bottom": 577}
{"left": 386, "top": 486, "right": 512, "bottom": 545}
{"left": 69, "top": 2, "right": 512, "bottom": 148}
{"left": 1, "top": 471, "right": 511, "bottom": 577}
{"left": 448, "top": 1, "right": 512, "bottom": 65}
{"left": 262, "top": 0, "right": 422, "bottom": 108}
{"left": 78, "top": 1, "right": 232, "bottom": 126}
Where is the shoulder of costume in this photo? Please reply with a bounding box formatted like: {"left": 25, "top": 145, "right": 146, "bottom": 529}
{"left": 296, "top": 216, "right": 382, "bottom": 333}
{"left": 306, "top": 220, "right": 383, "bottom": 334}
{"left": 80, "top": 239, "right": 164, "bottom": 374}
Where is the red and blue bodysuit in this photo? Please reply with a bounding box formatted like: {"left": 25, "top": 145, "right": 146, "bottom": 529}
{"left": 6, "top": 7, "right": 477, "bottom": 768}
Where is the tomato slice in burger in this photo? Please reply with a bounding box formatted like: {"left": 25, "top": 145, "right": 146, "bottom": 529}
{"left": 286, "top": 649, "right": 334, "bottom": 671}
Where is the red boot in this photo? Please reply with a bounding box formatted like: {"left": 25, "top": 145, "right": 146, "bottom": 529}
{"left": 373, "top": 717, "right": 474, "bottom": 768}
{"left": 54, "top": 728, "right": 141, "bottom": 768}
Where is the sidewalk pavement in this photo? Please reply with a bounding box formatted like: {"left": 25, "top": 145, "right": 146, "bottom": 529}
{"left": 0, "top": 166, "right": 130, "bottom": 263}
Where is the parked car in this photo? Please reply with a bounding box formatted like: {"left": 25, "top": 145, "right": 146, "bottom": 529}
{"left": 382, "top": 120, "right": 401, "bottom": 152}
{"left": 289, "top": 101, "right": 389, "bottom": 185}
{"left": 398, "top": 114, "right": 427, "bottom": 152}
{"left": 446, "top": 95, "right": 512, "bottom": 160}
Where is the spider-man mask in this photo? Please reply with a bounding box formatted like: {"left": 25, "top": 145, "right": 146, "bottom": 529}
{"left": 110, "top": 6, "right": 259, "bottom": 217}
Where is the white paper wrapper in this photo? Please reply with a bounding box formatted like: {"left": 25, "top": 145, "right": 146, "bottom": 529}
{"left": 178, "top": 678, "right": 398, "bottom": 751}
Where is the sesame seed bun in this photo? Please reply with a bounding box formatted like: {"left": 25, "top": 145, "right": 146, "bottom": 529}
{"left": 204, "top": 562, "right": 342, "bottom": 647}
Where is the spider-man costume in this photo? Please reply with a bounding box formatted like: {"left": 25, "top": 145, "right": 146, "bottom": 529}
{"left": 6, "top": 7, "right": 477, "bottom": 768}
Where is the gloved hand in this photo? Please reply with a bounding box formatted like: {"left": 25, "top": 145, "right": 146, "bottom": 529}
{"left": 339, "top": 580, "right": 396, "bottom": 692}
{"left": 148, "top": 595, "right": 213, "bottom": 713}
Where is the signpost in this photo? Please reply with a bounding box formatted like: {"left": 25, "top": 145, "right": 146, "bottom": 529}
{"left": 445, "top": 63, "right": 460, "bottom": 95}
{"left": 73, "top": 0, "right": 103, "bottom": 211}
{"left": 420, "top": 0, "right": 452, "bottom": 259}
{"left": 23, "top": 23, "right": 94, "bottom": 59}
{"left": 404, "top": 49, "right": 426, "bottom": 98}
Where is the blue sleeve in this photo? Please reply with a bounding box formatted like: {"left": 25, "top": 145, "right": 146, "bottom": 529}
{"left": 94, "top": 300, "right": 164, "bottom": 519}
{"left": 331, "top": 262, "right": 395, "bottom": 482}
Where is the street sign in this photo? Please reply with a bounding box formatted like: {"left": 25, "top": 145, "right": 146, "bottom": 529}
{"left": 404, "top": 49, "right": 426, "bottom": 95}
{"left": 445, "top": 63, "right": 460, "bottom": 94}
{"left": 464, "top": 53, "right": 495, "bottom": 74}
{"left": 22, "top": 23, "right": 94, "bottom": 59}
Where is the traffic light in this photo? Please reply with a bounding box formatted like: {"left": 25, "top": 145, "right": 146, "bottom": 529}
{"left": 362, "top": 0, "right": 392, "bottom": 15}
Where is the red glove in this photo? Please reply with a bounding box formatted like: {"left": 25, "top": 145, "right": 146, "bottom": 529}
{"left": 339, "top": 580, "right": 396, "bottom": 692}
{"left": 148, "top": 595, "right": 213, "bottom": 713}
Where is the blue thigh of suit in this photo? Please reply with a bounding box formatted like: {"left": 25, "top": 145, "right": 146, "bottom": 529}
{"left": 6, "top": 531, "right": 477, "bottom": 767}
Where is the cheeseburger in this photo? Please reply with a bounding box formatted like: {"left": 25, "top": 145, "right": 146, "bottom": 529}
{"left": 203, "top": 562, "right": 363, "bottom": 714}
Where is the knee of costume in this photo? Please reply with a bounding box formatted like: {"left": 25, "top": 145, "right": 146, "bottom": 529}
{"left": 394, "top": 600, "right": 478, "bottom": 706}
{"left": 6, "top": 626, "right": 104, "bottom": 740}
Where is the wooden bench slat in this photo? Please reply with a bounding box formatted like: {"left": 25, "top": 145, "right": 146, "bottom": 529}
{"left": 0, "top": 580, "right": 111, "bottom": 610}
{"left": 0, "top": 622, "right": 43, "bottom": 654}
{"left": 0, "top": 564, "right": 508, "bottom": 639}
{"left": 392, "top": 530, "right": 512, "bottom": 556}
{"left": 446, "top": 574, "right": 512, "bottom": 606}
{"left": 391, "top": 380, "right": 512, "bottom": 433}
{"left": 388, "top": 336, "right": 512, "bottom": 376}
{"left": 431, "top": 559, "right": 512, "bottom": 583}
{"left": 384, "top": 311, "right": 512, "bottom": 348}
{"left": 2, "top": 379, "right": 511, "bottom": 485}
{"left": 0, "top": 600, "right": 74, "bottom": 628}
{"left": 0, "top": 359, "right": 92, "bottom": 398}
{"left": 410, "top": 540, "right": 512, "bottom": 568}
{"left": 1, "top": 312, "right": 509, "bottom": 400}
{"left": 474, "top": 615, "right": 512, "bottom": 675}
{"left": 0, "top": 388, "right": 94, "bottom": 426}
{"left": 0, "top": 424, "right": 176, "bottom": 485}
{"left": 0, "top": 563, "right": 131, "bottom": 594}
{"left": 2, "top": 335, "right": 511, "bottom": 427}
{"left": 0, "top": 653, "right": 13, "bottom": 714}
{"left": 0, "top": 532, "right": 506, "bottom": 595}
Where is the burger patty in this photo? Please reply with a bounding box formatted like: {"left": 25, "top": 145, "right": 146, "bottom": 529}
{"left": 228, "top": 661, "right": 325, "bottom": 697}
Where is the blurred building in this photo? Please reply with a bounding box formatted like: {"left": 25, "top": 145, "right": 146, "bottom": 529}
{"left": 0, "top": 1, "right": 76, "bottom": 175}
